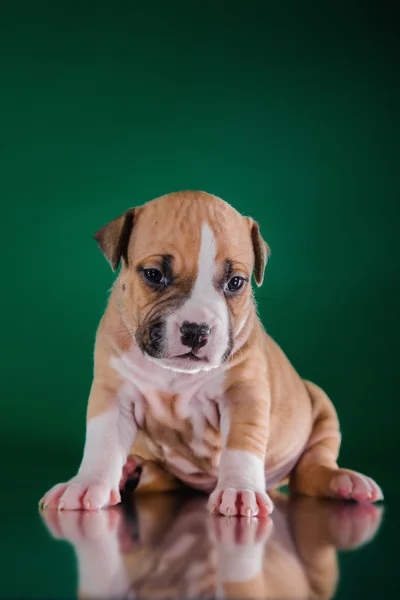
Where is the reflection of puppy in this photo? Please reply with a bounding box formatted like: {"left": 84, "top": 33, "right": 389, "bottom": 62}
{"left": 212, "top": 493, "right": 383, "bottom": 599}
{"left": 121, "top": 495, "right": 217, "bottom": 599}
{"left": 40, "top": 191, "right": 383, "bottom": 516}
{"left": 40, "top": 492, "right": 383, "bottom": 600}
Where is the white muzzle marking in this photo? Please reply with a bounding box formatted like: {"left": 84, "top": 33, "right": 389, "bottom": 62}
{"left": 163, "top": 222, "right": 230, "bottom": 372}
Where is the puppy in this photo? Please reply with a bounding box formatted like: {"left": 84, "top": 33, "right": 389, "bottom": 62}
{"left": 40, "top": 191, "right": 383, "bottom": 516}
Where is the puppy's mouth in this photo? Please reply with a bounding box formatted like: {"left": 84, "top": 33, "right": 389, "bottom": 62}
{"left": 174, "top": 351, "right": 209, "bottom": 363}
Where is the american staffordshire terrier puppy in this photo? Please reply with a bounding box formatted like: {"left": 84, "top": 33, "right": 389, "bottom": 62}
{"left": 40, "top": 191, "right": 383, "bottom": 516}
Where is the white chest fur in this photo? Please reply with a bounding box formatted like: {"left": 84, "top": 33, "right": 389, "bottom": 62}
{"left": 110, "top": 344, "right": 226, "bottom": 484}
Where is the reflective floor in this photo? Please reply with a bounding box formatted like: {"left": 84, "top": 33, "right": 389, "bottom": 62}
{"left": 1, "top": 450, "right": 398, "bottom": 600}
{"left": 31, "top": 490, "right": 389, "bottom": 600}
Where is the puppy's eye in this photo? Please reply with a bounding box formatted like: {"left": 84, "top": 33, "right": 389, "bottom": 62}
{"left": 227, "top": 276, "right": 245, "bottom": 292}
{"left": 143, "top": 268, "right": 164, "bottom": 284}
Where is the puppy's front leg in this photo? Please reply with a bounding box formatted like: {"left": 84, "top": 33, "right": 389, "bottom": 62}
{"left": 208, "top": 373, "right": 273, "bottom": 517}
{"left": 40, "top": 381, "right": 137, "bottom": 511}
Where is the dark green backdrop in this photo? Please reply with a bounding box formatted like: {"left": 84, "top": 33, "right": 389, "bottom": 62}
{"left": 1, "top": 1, "right": 399, "bottom": 598}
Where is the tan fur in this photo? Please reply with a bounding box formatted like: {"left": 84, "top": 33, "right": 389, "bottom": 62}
{"left": 92, "top": 193, "right": 289, "bottom": 477}
{"left": 41, "top": 190, "right": 382, "bottom": 512}
{"left": 88, "top": 191, "right": 381, "bottom": 501}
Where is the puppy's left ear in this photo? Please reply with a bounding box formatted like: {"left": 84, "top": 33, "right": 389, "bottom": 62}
{"left": 246, "top": 218, "right": 271, "bottom": 287}
{"left": 94, "top": 208, "right": 138, "bottom": 271}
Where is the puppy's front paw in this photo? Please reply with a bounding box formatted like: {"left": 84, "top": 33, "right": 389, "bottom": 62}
{"left": 207, "top": 488, "right": 273, "bottom": 517}
{"left": 39, "top": 478, "right": 121, "bottom": 511}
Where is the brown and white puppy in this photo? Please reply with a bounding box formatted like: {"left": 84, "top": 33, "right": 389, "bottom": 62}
{"left": 40, "top": 191, "right": 383, "bottom": 516}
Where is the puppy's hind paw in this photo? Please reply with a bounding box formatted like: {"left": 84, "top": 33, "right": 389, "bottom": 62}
{"left": 329, "top": 470, "right": 383, "bottom": 503}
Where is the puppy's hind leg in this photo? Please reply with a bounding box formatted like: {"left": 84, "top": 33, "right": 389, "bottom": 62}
{"left": 289, "top": 381, "right": 383, "bottom": 503}
{"left": 121, "top": 456, "right": 184, "bottom": 495}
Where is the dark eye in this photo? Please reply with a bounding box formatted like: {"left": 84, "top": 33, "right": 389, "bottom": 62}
{"left": 227, "top": 276, "right": 245, "bottom": 292}
{"left": 143, "top": 268, "right": 164, "bottom": 285}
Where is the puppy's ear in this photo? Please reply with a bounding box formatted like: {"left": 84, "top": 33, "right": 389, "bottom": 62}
{"left": 93, "top": 208, "right": 137, "bottom": 271}
{"left": 246, "top": 218, "right": 271, "bottom": 287}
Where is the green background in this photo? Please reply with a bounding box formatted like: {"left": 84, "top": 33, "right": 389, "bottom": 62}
{"left": 1, "top": 0, "right": 399, "bottom": 597}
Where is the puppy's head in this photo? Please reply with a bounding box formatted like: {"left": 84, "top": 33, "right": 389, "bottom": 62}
{"left": 94, "top": 191, "right": 270, "bottom": 373}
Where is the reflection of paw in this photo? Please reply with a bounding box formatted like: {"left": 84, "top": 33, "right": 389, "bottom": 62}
{"left": 39, "top": 478, "right": 121, "bottom": 511}
{"left": 40, "top": 508, "right": 130, "bottom": 598}
{"left": 330, "top": 470, "right": 383, "bottom": 503}
{"left": 329, "top": 502, "right": 383, "bottom": 550}
{"left": 207, "top": 488, "right": 273, "bottom": 517}
{"left": 209, "top": 515, "right": 272, "bottom": 582}
{"left": 40, "top": 506, "right": 121, "bottom": 543}
{"left": 209, "top": 513, "right": 273, "bottom": 547}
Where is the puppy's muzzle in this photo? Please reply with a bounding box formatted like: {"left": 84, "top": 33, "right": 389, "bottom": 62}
{"left": 180, "top": 321, "right": 211, "bottom": 351}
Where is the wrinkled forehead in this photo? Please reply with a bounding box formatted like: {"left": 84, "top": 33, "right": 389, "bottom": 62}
{"left": 128, "top": 198, "right": 253, "bottom": 275}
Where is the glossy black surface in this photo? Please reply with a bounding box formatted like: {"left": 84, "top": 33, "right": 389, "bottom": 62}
{"left": 1, "top": 452, "right": 398, "bottom": 598}
{"left": 36, "top": 491, "right": 387, "bottom": 599}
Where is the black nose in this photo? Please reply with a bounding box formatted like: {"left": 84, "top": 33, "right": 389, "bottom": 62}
{"left": 180, "top": 321, "right": 211, "bottom": 349}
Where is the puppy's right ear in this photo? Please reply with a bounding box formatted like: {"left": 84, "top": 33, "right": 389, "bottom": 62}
{"left": 93, "top": 208, "right": 137, "bottom": 271}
